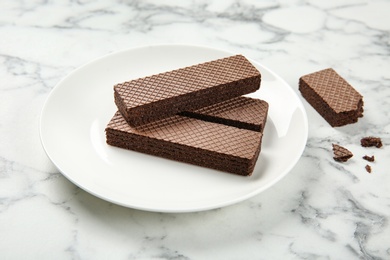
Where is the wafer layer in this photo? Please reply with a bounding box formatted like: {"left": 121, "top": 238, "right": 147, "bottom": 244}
{"left": 106, "top": 111, "right": 263, "bottom": 176}
{"left": 180, "top": 96, "right": 268, "bottom": 132}
{"left": 114, "top": 55, "right": 261, "bottom": 127}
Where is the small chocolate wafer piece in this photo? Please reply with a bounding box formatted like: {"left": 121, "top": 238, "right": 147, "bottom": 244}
{"left": 362, "top": 155, "right": 375, "bottom": 162}
{"left": 114, "top": 55, "right": 261, "bottom": 127}
{"left": 106, "top": 112, "right": 262, "bottom": 176}
{"left": 299, "top": 68, "right": 363, "bottom": 127}
{"left": 180, "top": 96, "right": 269, "bottom": 132}
{"left": 332, "top": 144, "right": 353, "bottom": 162}
{"left": 361, "top": 136, "right": 382, "bottom": 148}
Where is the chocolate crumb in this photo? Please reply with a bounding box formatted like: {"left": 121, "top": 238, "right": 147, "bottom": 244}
{"left": 365, "top": 165, "right": 372, "bottom": 173}
{"left": 362, "top": 155, "right": 375, "bottom": 162}
{"left": 332, "top": 144, "right": 353, "bottom": 162}
{"left": 361, "top": 137, "right": 382, "bottom": 148}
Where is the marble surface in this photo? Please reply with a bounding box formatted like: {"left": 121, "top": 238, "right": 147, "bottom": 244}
{"left": 1, "top": 0, "right": 389, "bottom": 259}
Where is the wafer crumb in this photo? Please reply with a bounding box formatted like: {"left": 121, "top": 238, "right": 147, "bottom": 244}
{"left": 361, "top": 137, "right": 382, "bottom": 148}
{"left": 363, "top": 155, "right": 375, "bottom": 162}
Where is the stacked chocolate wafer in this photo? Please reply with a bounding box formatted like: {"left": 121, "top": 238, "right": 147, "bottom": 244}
{"left": 105, "top": 55, "right": 268, "bottom": 176}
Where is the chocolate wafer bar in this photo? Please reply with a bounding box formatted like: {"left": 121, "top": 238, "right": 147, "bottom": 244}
{"left": 106, "top": 111, "right": 263, "bottom": 176}
{"left": 114, "top": 55, "right": 261, "bottom": 127}
{"left": 299, "top": 68, "right": 363, "bottom": 127}
{"left": 180, "top": 96, "right": 269, "bottom": 132}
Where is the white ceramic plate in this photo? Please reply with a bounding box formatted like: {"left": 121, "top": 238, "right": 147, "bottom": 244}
{"left": 40, "top": 45, "right": 308, "bottom": 213}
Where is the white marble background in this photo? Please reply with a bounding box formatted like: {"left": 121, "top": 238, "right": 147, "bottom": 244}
{"left": 1, "top": 0, "right": 389, "bottom": 259}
